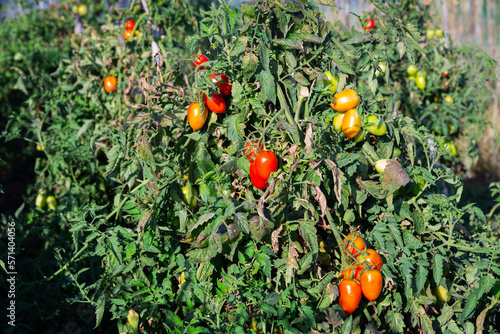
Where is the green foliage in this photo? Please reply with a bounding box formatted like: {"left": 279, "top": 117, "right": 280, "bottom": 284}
{"left": 1, "top": 0, "right": 499, "bottom": 333}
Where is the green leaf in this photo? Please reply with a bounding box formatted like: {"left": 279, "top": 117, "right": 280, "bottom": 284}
{"left": 298, "top": 220, "right": 318, "bottom": 254}
{"left": 432, "top": 254, "right": 444, "bottom": 286}
{"left": 260, "top": 303, "right": 278, "bottom": 316}
{"left": 415, "top": 263, "right": 428, "bottom": 295}
{"left": 224, "top": 115, "right": 245, "bottom": 142}
{"left": 310, "top": 0, "right": 335, "bottom": 5}
{"left": 257, "top": 70, "right": 276, "bottom": 104}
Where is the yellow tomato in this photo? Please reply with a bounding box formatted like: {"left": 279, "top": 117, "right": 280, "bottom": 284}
{"left": 435, "top": 285, "right": 451, "bottom": 302}
{"left": 332, "top": 113, "right": 345, "bottom": 131}
{"left": 333, "top": 89, "right": 360, "bottom": 112}
{"left": 77, "top": 4, "right": 88, "bottom": 16}
{"left": 341, "top": 109, "right": 361, "bottom": 139}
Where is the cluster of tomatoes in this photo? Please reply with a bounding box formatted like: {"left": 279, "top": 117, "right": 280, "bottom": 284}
{"left": 327, "top": 81, "right": 387, "bottom": 141}
{"left": 339, "top": 234, "right": 384, "bottom": 316}
{"left": 426, "top": 28, "right": 444, "bottom": 41}
{"left": 187, "top": 54, "right": 232, "bottom": 130}
{"left": 35, "top": 189, "right": 58, "bottom": 211}
{"left": 123, "top": 20, "right": 140, "bottom": 41}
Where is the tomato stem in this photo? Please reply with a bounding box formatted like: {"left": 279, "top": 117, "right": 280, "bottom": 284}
{"left": 325, "top": 209, "right": 348, "bottom": 267}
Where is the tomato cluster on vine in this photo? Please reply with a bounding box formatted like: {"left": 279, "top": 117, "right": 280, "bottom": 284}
{"left": 339, "top": 234, "right": 384, "bottom": 316}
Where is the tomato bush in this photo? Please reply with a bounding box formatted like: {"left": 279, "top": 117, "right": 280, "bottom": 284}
{"left": 1, "top": 0, "right": 500, "bottom": 333}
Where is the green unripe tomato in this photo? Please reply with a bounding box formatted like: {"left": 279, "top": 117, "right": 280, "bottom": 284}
{"left": 426, "top": 29, "right": 435, "bottom": 40}
{"left": 407, "top": 64, "right": 418, "bottom": 76}
{"left": 416, "top": 75, "right": 426, "bottom": 90}
{"left": 333, "top": 113, "right": 345, "bottom": 131}
{"left": 375, "top": 159, "right": 389, "bottom": 173}
{"left": 323, "top": 71, "right": 339, "bottom": 94}
{"left": 435, "top": 29, "right": 444, "bottom": 38}
{"left": 375, "top": 61, "right": 386, "bottom": 77}
{"left": 182, "top": 185, "right": 198, "bottom": 209}
{"left": 442, "top": 141, "right": 458, "bottom": 156}
{"left": 364, "top": 115, "right": 387, "bottom": 136}
{"left": 35, "top": 190, "right": 47, "bottom": 209}
{"left": 410, "top": 176, "right": 425, "bottom": 195}
{"left": 46, "top": 196, "right": 58, "bottom": 210}
{"left": 435, "top": 285, "right": 451, "bottom": 302}
{"left": 353, "top": 129, "right": 365, "bottom": 143}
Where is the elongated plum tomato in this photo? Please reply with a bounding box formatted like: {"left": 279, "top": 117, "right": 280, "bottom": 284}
{"left": 210, "top": 72, "right": 232, "bottom": 96}
{"left": 255, "top": 151, "right": 278, "bottom": 181}
{"left": 435, "top": 285, "right": 451, "bottom": 302}
{"left": 416, "top": 75, "right": 426, "bottom": 90}
{"left": 46, "top": 196, "right": 57, "bottom": 211}
{"left": 249, "top": 161, "right": 268, "bottom": 189}
{"left": 204, "top": 93, "right": 226, "bottom": 114}
{"left": 244, "top": 141, "right": 263, "bottom": 162}
{"left": 124, "top": 30, "right": 133, "bottom": 41}
{"left": 323, "top": 71, "right": 339, "bottom": 94}
{"left": 365, "top": 115, "right": 387, "bottom": 136}
{"left": 364, "top": 18, "right": 375, "bottom": 30}
{"left": 187, "top": 102, "right": 208, "bottom": 131}
{"left": 125, "top": 20, "right": 135, "bottom": 31}
{"left": 182, "top": 185, "right": 198, "bottom": 209}
{"left": 342, "top": 109, "right": 361, "bottom": 139}
{"left": 35, "top": 191, "right": 47, "bottom": 209}
{"left": 375, "top": 61, "right": 386, "bottom": 77}
{"left": 343, "top": 234, "right": 366, "bottom": 256}
{"left": 333, "top": 113, "right": 344, "bottom": 131}
{"left": 357, "top": 249, "right": 383, "bottom": 271}
{"left": 333, "top": 89, "right": 360, "bottom": 112}
{"left": 361, "top": 270, "right": 383, "bottom": 302}
{"left": 104, "top": 76, "right": 117, "bottom": 93}
{"left": 193, "top": 54, "right": 209, "bottom": 70}
{"left": 339, "top": 279, "right": 362, "bottom": 316}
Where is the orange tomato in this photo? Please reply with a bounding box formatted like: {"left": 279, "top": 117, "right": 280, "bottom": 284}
{"left": 357, "top": 249, "right": 383, "bottom": 271}
{"left": 333, "top": 89, "right": 360, "bottom": 112}
{"left": 360, "top": 270, "right": 383, "bottom": 301}
{"left": 343, "top": 234, "right": 366, "bottom": 257}
{"left": 339, "top": 279, "right": 362, "bottom": 316}
{"left": 187, "top": 102, "right": 208, "bottom": 131}
{"left": 342, "top": 109, "right": 361, "bottom": 139}
{"left": 104, "top": 76, "right": 117, "bottom": 93}
{"left": 341, "top": 263, "right": 362, "bottom": 280}
{"left": 124, "top": 30, "right": 133, "bottom": 41}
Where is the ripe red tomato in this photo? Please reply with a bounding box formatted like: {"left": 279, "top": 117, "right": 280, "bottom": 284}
{"left": 187, "top": 102, "right": 208, "bottom": 131}
{"left": 442, "top": 72, "right": 449, "bottom": 77}
{"left": 193, "top": 54, "right": 209, "bottom": 70}
{"left": 360, "top": 270, "right": 383, "bottom": 302}
{"left": 357, "top": 249, "right": 383, "bottom": 271}
{"left": 339, "top": 279, "right": 362, "bottom": 316}
{"left": 104, "top": 76, "right": 117, "bottom": 93}
{"left": 343, "top": 234, "right": 366, "bottom": 257}
{"left": 204, "top": 93, "right": 226, "bottom": 114}
{"left": 210, "top": 72, "right": 232, "bottom": 96}
{"left": 333, "top": 89, "right": 360, "bottom": 112}
{"left": 342, "top": 109, "right": 361, "bottom": 139}
{"left": 364, "top": 18, "right": 375, "bottom": 30}
{"left": 255, "top": 151, "right": 278, "bottom": 181}
{"left": 341, "top": 263, "right": 362, "bottom": 280}
{"left": 244, "top": 141, "right": 263, "bottom": 162}
{"left": 125, "top": 20, "right": 135, "bottom": 31}
{"left": 124, "top": 30, "right": 133, "bottom": 41}
{"left": 249, "top": 161, "right": 268, "bottom": 189}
